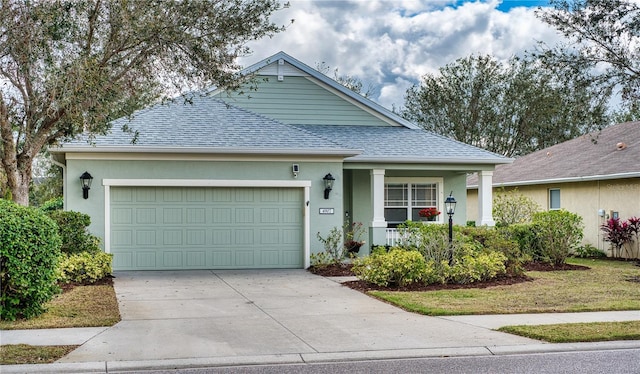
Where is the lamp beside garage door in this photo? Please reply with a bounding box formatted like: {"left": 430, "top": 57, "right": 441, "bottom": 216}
{"left": 79, "top": 171, "right": 93, "bottom": 199}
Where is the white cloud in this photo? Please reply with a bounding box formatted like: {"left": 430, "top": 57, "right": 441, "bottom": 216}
{"left": 243, "top": 0, "right": 566, "bottom": 110}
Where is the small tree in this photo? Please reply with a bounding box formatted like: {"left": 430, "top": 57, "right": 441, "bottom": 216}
{"left": 533, "top": 210, "right": 584, "bottom": 265}
{"left": 493, "top": 188, "right": 541, "bottom": 226}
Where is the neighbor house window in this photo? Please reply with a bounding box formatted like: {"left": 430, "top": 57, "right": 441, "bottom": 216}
{"left": 549, "top": 189, "right": 561, "bottom": 210}
{"left": 384, "top": 180, "right": 440, "bottom": 228}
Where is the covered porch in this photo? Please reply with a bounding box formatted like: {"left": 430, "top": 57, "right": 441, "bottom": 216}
{"left": 342, "top": 167, "right": 497, "bottom": 253}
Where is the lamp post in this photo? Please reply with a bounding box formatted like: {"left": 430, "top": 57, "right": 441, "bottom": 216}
{"left": 444, "top": 192, "right": 457, "bottom": 265}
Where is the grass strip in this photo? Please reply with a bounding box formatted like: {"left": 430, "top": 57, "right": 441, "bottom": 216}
{"left": 368, "top": 258, "right": 640, "bottom": 316}
{"left": 0, "top": 344, "right": 78, "bottom": 365}
{"left": 0, "top": 284, "right": 120, "bottom": 330}
{"left": 497, "top": 321, "right": 640, "bottom": 343}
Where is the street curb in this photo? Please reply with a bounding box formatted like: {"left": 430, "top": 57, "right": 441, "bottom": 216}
{"left": 2, "top": 341, "right": 640, "bottom": 373}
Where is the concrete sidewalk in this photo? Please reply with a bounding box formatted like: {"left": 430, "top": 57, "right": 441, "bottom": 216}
{"left": 2, "top": 270, "right": 640, "bottom": 373}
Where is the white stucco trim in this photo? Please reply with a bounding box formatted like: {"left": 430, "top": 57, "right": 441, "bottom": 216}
{"left": 371, "top": 169, "right": 387, "bottom": 228}
{"left": 477, "top": 171, "right": 496, "bottom": 226}
{"left": 102, "top": 179, "right": 312, "bottom": 268}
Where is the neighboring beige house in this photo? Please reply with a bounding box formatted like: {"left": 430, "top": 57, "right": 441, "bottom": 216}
{"left": 467, "top": 121, "right": 640, "bottom": 256}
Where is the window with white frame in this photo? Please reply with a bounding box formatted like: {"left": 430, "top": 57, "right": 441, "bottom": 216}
{"left": 549, "top": 188, "right": 561, "bottom": 210}
{"left": 384, "top": 180, "right": 441, "bottom": 227}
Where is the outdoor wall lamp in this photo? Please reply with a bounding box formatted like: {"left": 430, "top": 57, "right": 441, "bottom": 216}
{"left": 323, "top": 173, "right": 335, "bottom": 199}
{"left": 444, "top": 192, "right": 457, "bottom": 264}
{"left": 80, "top": 171, "right": 93, "bottom": 199}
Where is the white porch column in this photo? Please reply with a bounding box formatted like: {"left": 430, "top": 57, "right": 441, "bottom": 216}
{"left": 371, "top": 169, "right": 386, "bottom": 228}
{"left": 477, "top": 170, "right": 496, "bottom": 226}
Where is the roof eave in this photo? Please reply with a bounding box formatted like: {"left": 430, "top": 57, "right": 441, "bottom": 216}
{"left": 49, "top": 145, "right": 362, "bottom": 157}
{"left": 346, "top": 156, "right": 514, "bottom": 165}
{"left": 467, "top": 171, "right": 640, "bottom": 189}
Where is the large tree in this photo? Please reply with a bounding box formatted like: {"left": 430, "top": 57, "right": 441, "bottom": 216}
{"left": 536, "top": 0, "right": 640, "bottom": 107}
{"left": 402, "top": 54, "right": 610, "bottom": 157}
{"left": 1, "top": 0, "right": 285, "bottom": 205}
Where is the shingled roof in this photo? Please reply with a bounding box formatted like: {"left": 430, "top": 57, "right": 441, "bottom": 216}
{"left": 58, "top": 96, "right": 358, "bottom": 156}
{"left": 295, "top": 125, "right": 510, "bottom": 164}
{"left": 467, "top": 121, "right": 640, "bottom": 187}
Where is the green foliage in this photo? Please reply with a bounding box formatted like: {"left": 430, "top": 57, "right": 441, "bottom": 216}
{"left": 39, "top": 197, "right": 64, "bottom": 213}
{"left": 316, "top": 227, "right": 346, "bottom": 265}
{"left": 29, "top": 161, "right": 63, "bottom": 208}
{"left": 505, "top": 223, "right": 544, "bottom": 263}
{"left": 57, "top": 252, "right": 113, "bottom": 284}
{"left": 402, "top": 54, "right": 609, "bottom": 157}
{"left": 532, "top": 210, "right": 584, "bottom": 265}
{"left": 573, "top": 244, "right": 607, "bottom": 259}
{"left": 493, "top": 188, "right": 541, "bottom": 226}
{"left": 353, "top": 222, "right": 520, "bottom": 287}
{"left": 46, "top": 211, "right": 100, "bottom": 255}
{"left": 0, "top": 0, "right": 286, "bottom": 205}
{"left": 460, "top": 226, "right": 529, "bottom": 275}
{"left": 310, "top": 251, "right": 334, "bottom": 268}
{"left": 536, "top": 0, "right": 640, "bottom": 105}
{"left": 352, "top": 248, "right": 428, "bottom": 287}
{"left": 0, "top": 199, "right": 62, "bottom": 320}
{"left": 448, "top": 247, "right": 507, "bottom": 284}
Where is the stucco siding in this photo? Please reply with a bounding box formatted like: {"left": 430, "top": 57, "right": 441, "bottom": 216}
{"left": 217, "top": 75, "right": 391, "bottom": 126}
{"left": 467, "top": 178, "right": 640, "bottom": 254}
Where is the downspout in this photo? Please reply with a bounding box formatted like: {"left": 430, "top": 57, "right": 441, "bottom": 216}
{"left": 50, "top": 158, "right": 67, "bottom": 210}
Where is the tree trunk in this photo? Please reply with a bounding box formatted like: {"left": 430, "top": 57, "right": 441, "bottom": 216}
{"left": 1, "top": 154, "right": 32, "bottom": 206}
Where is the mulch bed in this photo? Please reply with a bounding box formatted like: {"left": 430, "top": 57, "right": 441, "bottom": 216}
{"left": 309, "top": 261, "right": 591, "bottom": 292}
{"left": 59, "top": 275, "right": 114, "bottom": 293}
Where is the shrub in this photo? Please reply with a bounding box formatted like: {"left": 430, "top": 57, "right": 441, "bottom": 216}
{"left": 493, "top": 188, "right": 540, "bottom": 226}
{"left": 316, "top": 227, "right": 346, "bottom": 264}
{"left": 532, "top": 210, "right": 584, "bottom": 265}
{"left": 505, "top": 223, "right": 544, "bottom": 263}
{"left": 57, "top": 251, "right": 113, "bottom": 284}
{"left": 352, "top": 248, "right": 427, "bottom": 287}
{"left": 601, "top": 217, "right": 640, "bottom": 258}
{"left": 573, "top": 244, "right": 607, "bottom": 259}
{"left": 47, "top": 210, "right": 101, "bottom": 254}
{"left": 0, "top": 199, "right": 62, "bottom": 320}
{"left": 448, "top": 246, "right": 507, "bottom": 284}
{"left": 39, "top": 196, "right": 64, "bottom": 212}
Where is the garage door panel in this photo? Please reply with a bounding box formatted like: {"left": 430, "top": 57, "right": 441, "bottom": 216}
{"left": 111, "top": 186, "right": 303, "bottom": 270}
{"left": 136, "top": 252, "right": 156, "bottom": 268}
{"left": 163, "top": 251, "right": 183, "bottom": 267}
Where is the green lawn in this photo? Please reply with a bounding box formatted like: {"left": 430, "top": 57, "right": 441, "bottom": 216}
{"left": 369, "top": 258, "right": 640, "bottom": 316}
{"left": 0, "top": 284, "right": 120, "bottom": 330}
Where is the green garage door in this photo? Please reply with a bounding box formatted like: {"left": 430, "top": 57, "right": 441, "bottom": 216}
{"left": 110, "top": 186, "right": 304, "bottom": 270}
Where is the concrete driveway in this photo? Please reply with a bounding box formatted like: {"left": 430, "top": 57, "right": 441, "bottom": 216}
{"left": 60, "top": 270, "right": 535, "bottom": 363}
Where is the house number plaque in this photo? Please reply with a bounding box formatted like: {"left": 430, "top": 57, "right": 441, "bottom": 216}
{"left": 319, "top": 208, "right": 334, "bottom": 215}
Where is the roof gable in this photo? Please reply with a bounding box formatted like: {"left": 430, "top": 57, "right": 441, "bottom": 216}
{"left": 467, "top": 121, "right": 640, "bottom": 186}
{"left": 214, "top": 51, "right": 419, "bottom": 129}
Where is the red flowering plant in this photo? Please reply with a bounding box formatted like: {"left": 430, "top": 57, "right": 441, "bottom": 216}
{"left": 601, "top": 217, "right": 640, "bottom": 258}
{"left": 418, "top": 207, "right": 441, "bottom": 220}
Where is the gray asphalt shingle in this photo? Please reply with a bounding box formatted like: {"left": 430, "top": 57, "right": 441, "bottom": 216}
{"left": 293, "top": 125, "right": 509, "bottom": 162}
{"left": 65, "top": 95, "right": 348, "bottom": 151}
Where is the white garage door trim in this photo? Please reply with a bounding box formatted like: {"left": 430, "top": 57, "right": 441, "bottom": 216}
{"left": 103, "top": 179, "right": 312, "bottom": 268}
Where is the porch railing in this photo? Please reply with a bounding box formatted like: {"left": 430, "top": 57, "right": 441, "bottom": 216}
{"left": 385, "top": 228, "right": 403, "bottom": 246}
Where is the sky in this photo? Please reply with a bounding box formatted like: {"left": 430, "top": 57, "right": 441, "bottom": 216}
{"left": 242, "top": 0, "right": 562, "bottom": 111}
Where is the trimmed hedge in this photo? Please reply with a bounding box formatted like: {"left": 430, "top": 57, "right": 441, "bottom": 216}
{"left": 57, "top": 251, "right": 113, "bottom": 284}
{"left": 0, "top": 199, "right": 62, "bottom": 320}
{"left": 47, "top": 210, "right": 100, "bottom": 254}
